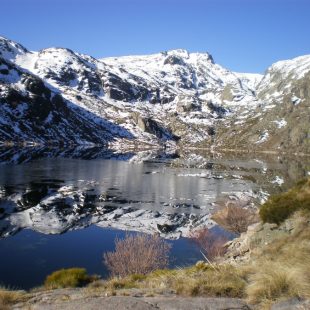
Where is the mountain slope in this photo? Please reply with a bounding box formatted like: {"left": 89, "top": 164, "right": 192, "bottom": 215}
{"left": 0, "top": 36, "right": 309, "bottom": 153}
{"left": 215, "top": 56, "right": 310, "bottom": 154}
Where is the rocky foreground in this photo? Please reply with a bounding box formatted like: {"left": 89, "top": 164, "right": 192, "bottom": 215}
{"left": 10, "top": 288, "right": 310, "bottom": 310}
{"left": 13, "top": 291, "right": 250, "bottom": 310}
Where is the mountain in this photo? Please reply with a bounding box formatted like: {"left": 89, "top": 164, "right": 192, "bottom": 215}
{"left": 0, "top": 36, "right": 309, "bottom": 153}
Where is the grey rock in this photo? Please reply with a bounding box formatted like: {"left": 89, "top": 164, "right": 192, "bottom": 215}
{"left": 14, "top": 295, "right": 252, "bottom": 310}
{"left": 271, "top": 298, "right": 310, "bottom": 310}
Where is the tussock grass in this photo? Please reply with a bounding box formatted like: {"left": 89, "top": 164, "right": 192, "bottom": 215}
{"left": 246, "top": 211, "right": 310, "bottom": 305}
{"left": 0, "top": 288, "right": 25, "bottom": 310}
{"left": 44, "top": 268, "right": 95, "bottom": 289}
{"left": 89, "top": 264, "right": 246, "bottom": 298}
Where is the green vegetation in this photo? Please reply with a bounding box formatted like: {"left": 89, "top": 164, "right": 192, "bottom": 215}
{"left": 260, "top": 178, "right": 310, "bottom": 224}
{"left": 44, "top": 268, "right": 95, "bottom": 289}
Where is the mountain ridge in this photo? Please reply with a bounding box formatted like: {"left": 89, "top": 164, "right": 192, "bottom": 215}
{"left": 0, "top": 36, "right": 309, "bottom": 153}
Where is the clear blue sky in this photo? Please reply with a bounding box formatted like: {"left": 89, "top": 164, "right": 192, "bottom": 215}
{"left": 1, "top": 0, "right": 310, "bottom": 73}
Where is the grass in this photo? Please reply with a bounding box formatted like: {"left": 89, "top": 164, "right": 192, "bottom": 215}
{"left": 88, "top": 263, "right": 246, "bottom": 298}
{"left": 0, "top": 288, "right": 25, "bottom": 310}
{"left": 260, "top": 178, "right": 310, "bottom": 224}
{"left": 245, "top": 210, "right": 310, "bottom": 306}
{"left": 44, "top": 268, "right": 95, "bottom": 289}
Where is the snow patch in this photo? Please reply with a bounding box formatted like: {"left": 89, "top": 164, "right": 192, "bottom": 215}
{"left": 256, "top": 131, "right": 269, "bottom": 144}
{"left": 273, "top": 119, "right": 287, "bottom": 129}
{"left": 271, "top": 176, "right": 284, "bottom": 186}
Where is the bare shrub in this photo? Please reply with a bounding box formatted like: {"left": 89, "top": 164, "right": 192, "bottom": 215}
{"left": 212, "top": 203, "right": 259, "bottom": 234}
{"left": 189, "top": 227, "right": 228, "bottom": 261}
{"left": 103, "top": 234, "right": 171, "bottom": 277}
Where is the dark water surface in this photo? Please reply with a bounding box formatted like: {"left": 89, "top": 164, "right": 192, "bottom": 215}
{"left": 0, "top": 147, "right": 309, "bottom": 289}
{"left": 0, "top": 226, "right": 200, "bottom": 289}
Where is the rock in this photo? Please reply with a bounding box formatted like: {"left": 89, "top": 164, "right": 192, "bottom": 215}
{"left": 164, "top": 55, "right": 186, "bottom": 66}
{"left": 157, "top": 223, "right": 177, "bottom": 234}
{"left": 224, "top": 216, "right": 302, "bottom": 264}
{"left": 176, "top": 96, "right": 201, "bottom": 113}
{"left": 271, "top": 298, "right": 310, "bottom": 310}
{"left": 13, "top": 290, "right": 252, "bottom": 310}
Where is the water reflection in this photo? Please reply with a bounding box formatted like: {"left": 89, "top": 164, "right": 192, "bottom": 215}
{"left": 0, "top": 147, "right": 309, "bottom": 240}
{"left": 0, "top": 147, "right": 309, "bottom": 289}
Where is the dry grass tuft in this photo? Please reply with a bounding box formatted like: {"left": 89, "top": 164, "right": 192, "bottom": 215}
{"left": 88, "top": 264, "right": 246, "bottom": 298}
{"left": 246, "top": 211, "right": 310, "bottom": 305}
{"left": 0, "top": 288, "right": 25, "bottom": 310}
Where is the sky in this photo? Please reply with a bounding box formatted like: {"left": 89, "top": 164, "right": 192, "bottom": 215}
{"left": 1, "top": 0, "right": 310, "bottom": 73}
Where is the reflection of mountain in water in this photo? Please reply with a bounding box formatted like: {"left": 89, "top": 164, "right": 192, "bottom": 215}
{"left": 0, "top": 179, "right": 216, "bottom": 239}
{"left": 0, "top": 148, "right": 309, "bottom": 239}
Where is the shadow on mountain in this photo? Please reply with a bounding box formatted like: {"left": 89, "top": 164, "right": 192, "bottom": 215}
{"left": 0, "top": 56, "right": 135, "bottom": 145}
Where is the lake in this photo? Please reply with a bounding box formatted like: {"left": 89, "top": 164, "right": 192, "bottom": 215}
{"left": 0, "top": 147, "right": 309, "bottom": 289}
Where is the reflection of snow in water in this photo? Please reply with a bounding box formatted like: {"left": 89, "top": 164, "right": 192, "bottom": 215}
{"left": 0, "top": 152, "right": 307, "bottom": 240}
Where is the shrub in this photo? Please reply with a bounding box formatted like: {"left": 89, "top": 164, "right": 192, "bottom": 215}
{"left": 103, "top": 234, "right": 171, "bottom": 277}
{"left": 189, "top": 227, "right": 228, "bottom": 261}
{"left": 44, "top": 268, "right": 93, "bottom": 289}
{"left": 259, "top": 178, "right": 310, "bottom": 224}
{"left": 212, "top": 204, "right": 259, "bottom": 234}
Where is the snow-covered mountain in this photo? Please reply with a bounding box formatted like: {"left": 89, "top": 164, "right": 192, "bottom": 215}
{"left": 0, "top": 36, "right": 309, "bottom": 153}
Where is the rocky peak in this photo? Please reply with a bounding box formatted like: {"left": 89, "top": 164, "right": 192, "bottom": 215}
{"left": 257, "top": 54, "right": 310, "bottom": 102}
{"left": 0, "top": 36, "right": 29, "bottom": 61}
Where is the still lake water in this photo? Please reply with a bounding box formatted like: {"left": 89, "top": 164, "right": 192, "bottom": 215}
{"left": 0, "top": 147, "right": 309, "bottom": 289}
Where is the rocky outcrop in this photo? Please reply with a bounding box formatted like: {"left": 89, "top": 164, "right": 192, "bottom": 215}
{"left": 13, "top": 290, "right": 252, "bottom": 310}
{"left": 223, "top": 215, "right": 303, "bottom": 264}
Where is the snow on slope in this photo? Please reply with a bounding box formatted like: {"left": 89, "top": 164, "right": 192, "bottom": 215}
{"left": 0, "top": 36, "right": 28, "bottom": 60}
{"left": 1, "top": 36, "right": 309, "bottom": 151}
{"left": 101, "top": 49, "right": 258, "bottom": 106}
{"left": 257, "top": 54, "right": 310, "bottom": 104}
{"left": 234, "top": 72, "right": 263, "bottom": 91}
